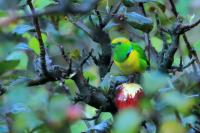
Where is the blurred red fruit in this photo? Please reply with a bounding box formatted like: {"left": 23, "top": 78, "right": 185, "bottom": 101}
{"left": 66, "top": 104, "right": 83, "bottom": 122}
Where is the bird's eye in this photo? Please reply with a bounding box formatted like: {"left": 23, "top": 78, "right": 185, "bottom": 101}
{"left": 117, "top": 42, "right": 122, "bottom": 46}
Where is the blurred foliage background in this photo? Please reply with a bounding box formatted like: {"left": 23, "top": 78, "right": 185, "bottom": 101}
{"left": 0, "top": 0, "right": 200, "bottom": 133}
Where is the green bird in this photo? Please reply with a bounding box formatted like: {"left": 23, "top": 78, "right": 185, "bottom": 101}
{"left": 111, "top": 37, "right": 148, "bottom": 75}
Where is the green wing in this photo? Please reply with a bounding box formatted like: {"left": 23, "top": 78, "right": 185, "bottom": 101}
{"left": 131, "top": 43, "right": 147, "bottom": 60}
{"left": 139, "top": 58, "right": 148, "bottom": 72}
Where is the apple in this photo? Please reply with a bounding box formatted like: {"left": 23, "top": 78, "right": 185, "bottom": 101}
{"left": 114, "top": 83, "right": 144, "bottom": 109}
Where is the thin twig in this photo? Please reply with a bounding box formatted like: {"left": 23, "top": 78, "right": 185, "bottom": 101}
{"left": 27, "top": 0, "right": 48, "bottom": 76}
{"left": 183, "top": 58, "right": 197, "bottom": 69}
{"left": 181, "top": 18, "right": 200, "bottom": 33}
{"left": 102, "top": 1, "right": 121, "bottom": 28}
{"left": 59, "top": 44, "right": 69, "bottom": 63}
{"left": 59, "top": 44, "right": 73, "bottom": 75}
{"left": 182, "top": 35, "right": 198, "bottom": 72}
{"left": 168, "top": 58, "right": 197, "bottom": 73}
{"left": 27, "top": 77, "right": 56, "bottom": 86}
{"left": 80, "top": 49, "right": 94, "bottom": 68}
{"left": 168, "top": 0, "right": 178, "bottom": 17}
{"left": 168, "top": 0, "right": 200, "bottom": 70}
{"left": 139, "top": 3, "right": 151, "bottom": 64}
{"left": 95, "top": 8, "right": 103, "bottom": 28}
{"left": 68, "top": 17, "right": 93, "bottom": 38}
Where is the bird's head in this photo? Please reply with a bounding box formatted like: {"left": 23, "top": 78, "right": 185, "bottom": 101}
{"left": 111, "top": 37, "right": 133, "bottom": 62}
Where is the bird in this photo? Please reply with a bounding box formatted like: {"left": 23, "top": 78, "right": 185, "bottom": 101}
{"left": 111, "top": 37, "right": 148, "bottom": 75}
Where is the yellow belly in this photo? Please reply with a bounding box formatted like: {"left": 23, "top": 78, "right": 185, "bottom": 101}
{"left": 114, "top": 51, "right": 140, "bottom": 75}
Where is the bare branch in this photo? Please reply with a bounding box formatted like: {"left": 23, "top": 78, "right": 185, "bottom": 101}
{"left": 27, "top": 0, "right": 48, "bottom": 76}
{"left": 59, "top": 44, "right": 69, "bottom": 63}
{"left": 168, "top": 0, "right": 200, "bottom": 69}
{"left": 183, "top": 58, "right": 197, "bottom": 69}
{"left": 168, "top": 58, "right": 197, "bottom": 73}
{"left": 168, "top": 0, "right": 178, "bottom": 17}
{"left": 68, "top": 17, "right": 93, "bottom": 38}
{"left": 95, "top": 8, "right": 103, "bottom": 28}
{"left": 80, "top": 49, "right": 94, "bottom": 68}
{"left": 139, "top": 3, "right": 152, "bottom": 64}
{"left": 180, "top": 18, "right": 200, "bottom": 33}
{"left": 27, "top": 77, "right": 56, "bottom": 86}
{"left": 102, "top": 1, "right": 121, "bottom": 28}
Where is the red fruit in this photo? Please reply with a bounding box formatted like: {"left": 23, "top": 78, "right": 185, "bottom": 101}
{"left": 66, "top": 104, "right": 83, "bottom": 122}
{"left": 114, "top": 83, "right": 144, "bottom": 109}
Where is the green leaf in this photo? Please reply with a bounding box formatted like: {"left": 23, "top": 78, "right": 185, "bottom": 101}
{"left": 145, "top": 2, "right": 171, "bottom": 25}
{"left": 71, "top": 120, "right": 88, "bottom": 133}
{"left": 113, "top": 109, "right": 142, "bottom": 133}
{"left": 160, "top": 120, "right": 187, "bottom": 133}
{"left": 6, "top": 84, "right": 30, "bottom": 105}
{"left": 59, "top": 20, "right": 75, "bottom": 35}
{"left": 99, "top": 112, "right": 113, "bottom": 121}
{"left": 97, "top": 0, "right": 116, "bottom": 11}
{"left": 27, "top": 87, "right": 48, "bottom": 110}
{"left": 124, "top": 12, "right": 153, "bottom": 32}
{"left": 161, "top": 91, "right": 196, "bottom": 114}
{"left": 64, "top": 79, "right": 79, "bottom": 97}
{"left": 33, "top": 0, "right": 57, "bottom": 10}
{"left": 123, "top": 0, "right": 156, "bottom": 7}
{"left": 0, "top": 10, "right": 8, "bottom": 17}
{"left": 83, "top": 66, "right": 100, "bottom": 87}
{"left": 6, "top": 51, "right": 28, "bottom": 70}
{"left": 48, "top": 95, "right": 70, "bottom": 122}
{"left": 28, "top": 34, "right": 47, "bottom": 55}
{"left": 13, "top": 24, "right": 34, "bottom": 35}
{"left": 69, "top": 49, "right": 81, "bottom": 60}
{"left": 151, "top": 36, "right": 163, "bottom": 52}
{"left": 14, "top": 43, "right": 31, "bottom": 51}
{"left": 141, "top": 70, "right": 169, "bottom": 95}
{"left": 0, "top": 60, "right": 19, "bottom": 75}
{"left": 29, "top": 37, "right": 40, "bottom": 55}
{"left": 13, "top": 112, "right": 42, "bottom": 133}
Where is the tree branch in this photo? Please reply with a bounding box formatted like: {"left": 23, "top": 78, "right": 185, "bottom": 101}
{"left": 168, "top": 0, "right": 178, "bottom": 17}
{"left": 27, "top": 0, "right": 48, "bottom": 76}
{"left": 102, "top": 1, "right": 121, "bottom": 28}
{"left": 139, "top": 3, "right": 152, "bottom": 64}
{"left": 27, "top": 77, "right": 56, "bottom": 86}
{"left": 180, "top": 18, "right": 200, "bottom": 33}
{"left": 168, "top": 0, "right": 200, "bottom": 70}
